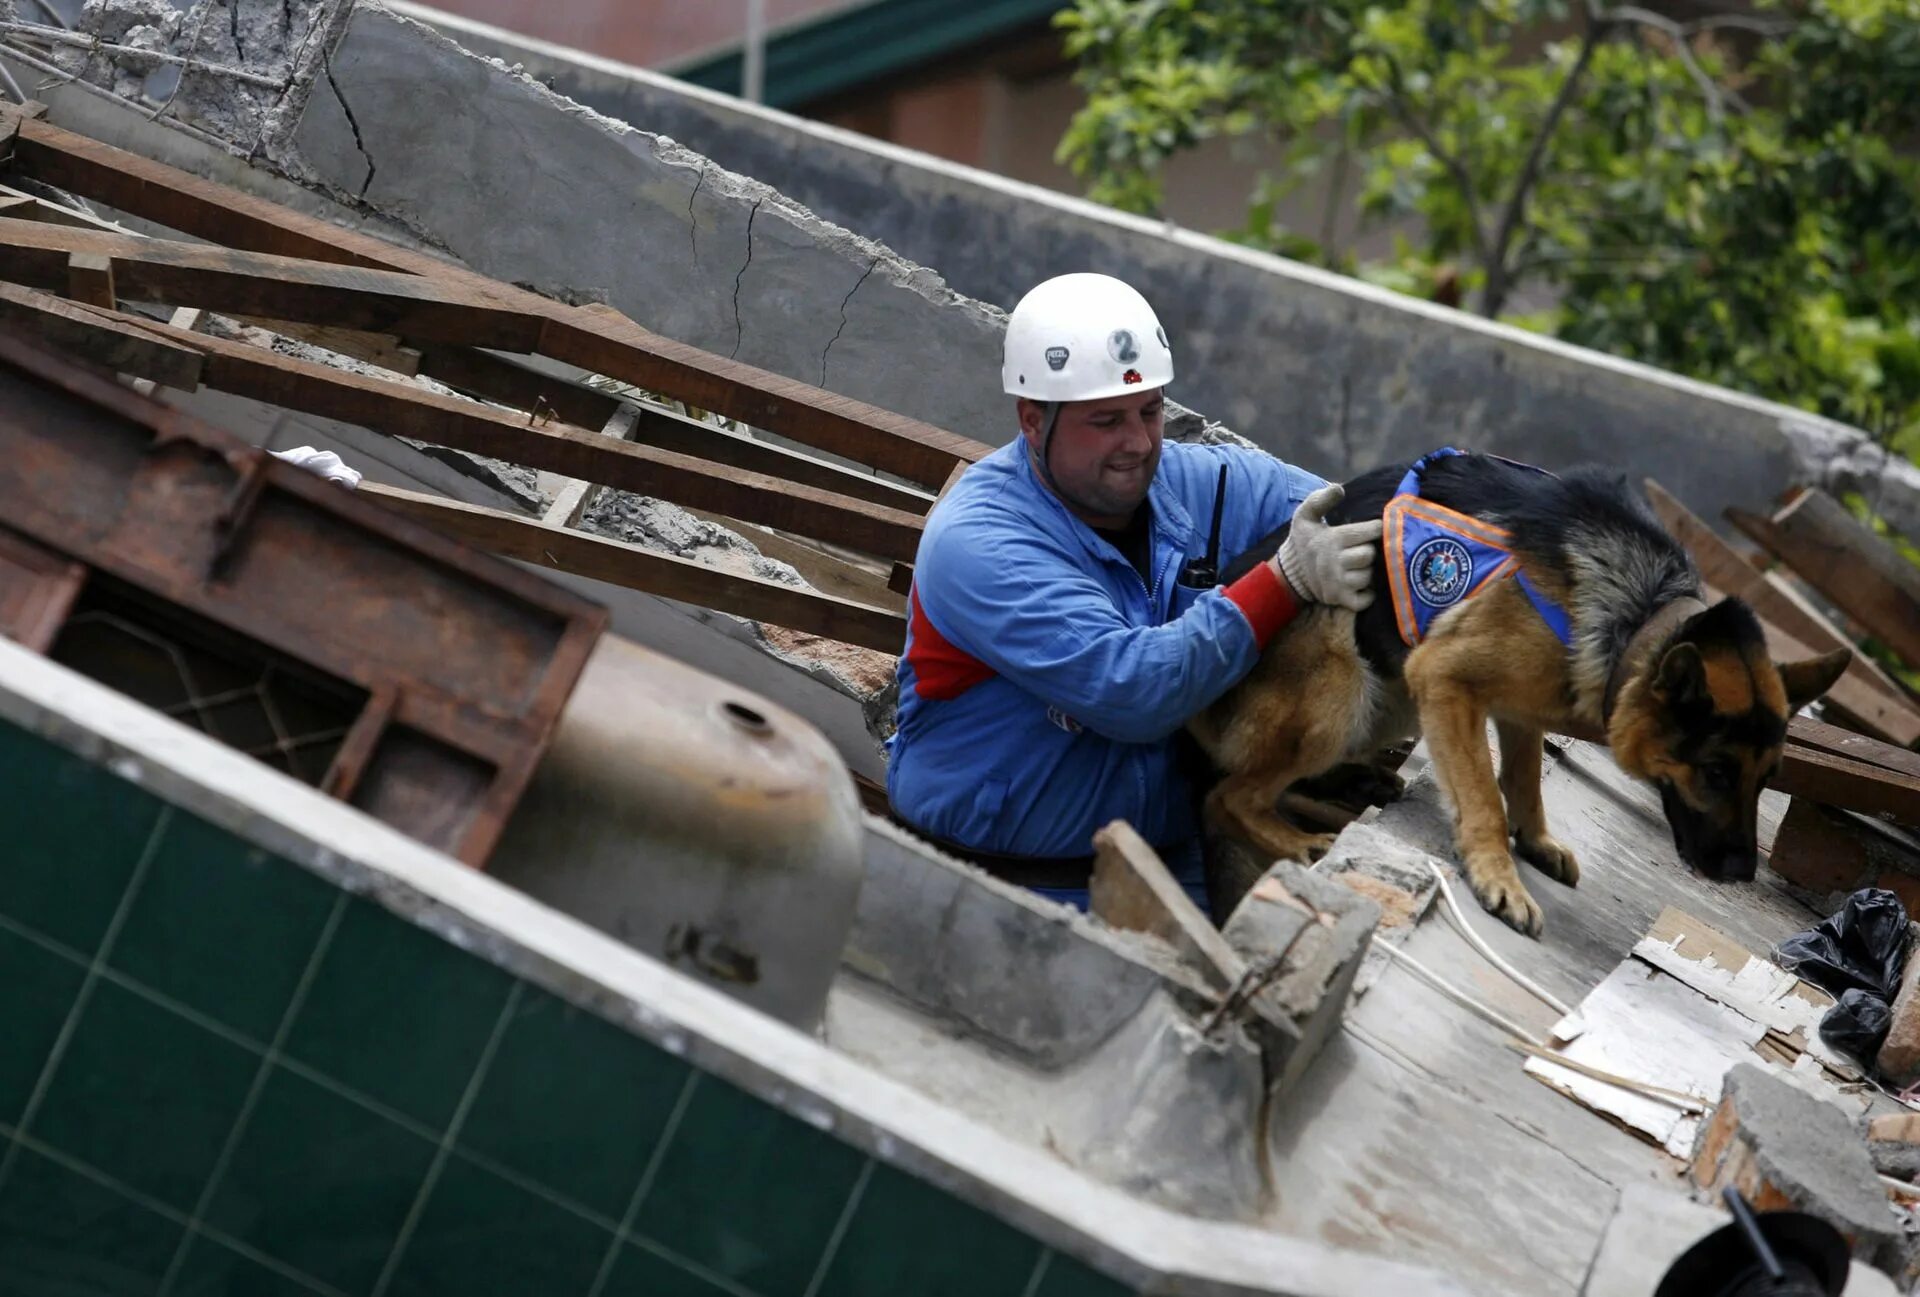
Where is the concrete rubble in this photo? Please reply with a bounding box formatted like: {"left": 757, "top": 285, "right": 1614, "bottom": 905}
{"left": 1691, "top": 1063, "right": 1906, "bottom": 1269}
{"left": 7, "top": 9, "right": 1920, "bottom": 1295}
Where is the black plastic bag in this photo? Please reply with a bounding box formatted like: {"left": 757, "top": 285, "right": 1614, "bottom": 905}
{"left": 1818, "top": 988, "right": 1895, "bottom": 1062}
{"left": 1776, "top": 888, "right": 1911, "bottom": 1063}
{"left": 1775, "top": 888, "right": 1909, "bottom": 1000}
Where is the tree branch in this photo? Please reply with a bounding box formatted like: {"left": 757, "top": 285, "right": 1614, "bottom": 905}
{"left": 1483, "top": 14, "right": 1613, "bottom": 315}
{"left": 1379, "top": 57, "right": 1491, "bottom": 269}
{"left": 1600, "top": 5, "right": 1753, "bottom": 121}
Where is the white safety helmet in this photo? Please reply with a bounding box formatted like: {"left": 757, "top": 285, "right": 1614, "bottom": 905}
{"left": 1001, "top": 273, "right": 1175, "bottom": 403}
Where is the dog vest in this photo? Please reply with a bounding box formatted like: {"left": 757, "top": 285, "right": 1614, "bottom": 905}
{"left": 1384, "top": 448, "right": 1573, "bottom": 648}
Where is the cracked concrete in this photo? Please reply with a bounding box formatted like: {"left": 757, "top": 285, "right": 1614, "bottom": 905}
{"left": 399, "top": 2, "right": 1920, "bottom": 535}
{"left": 318, "top": 40, "right": 372, "bottom": 197}
{"left": 728, "top": 194, "right": 762, "bottom": 361}
{"left": 822, "top": 255, "right": 878, "bottom": 387}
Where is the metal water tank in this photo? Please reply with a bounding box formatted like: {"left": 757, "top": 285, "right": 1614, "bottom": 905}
{"left": 488, "top": 634, "right": 864, "bottom": 1032}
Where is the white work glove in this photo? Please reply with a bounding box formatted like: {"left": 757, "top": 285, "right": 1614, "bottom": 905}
{"left": 1272, "top": 483, "right": 1382, "bottom": 611}
{"left": 270, "top": 445, "right": 362, "bottom": 490}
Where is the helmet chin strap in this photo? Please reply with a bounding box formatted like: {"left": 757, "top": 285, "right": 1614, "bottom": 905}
{"left": 1029, "top": 400, "right": 1112, "bottom": 520}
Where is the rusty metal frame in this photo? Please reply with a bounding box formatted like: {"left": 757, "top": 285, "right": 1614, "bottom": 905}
{"left": 0, "top": 329, "right": 607, "bottom": 866}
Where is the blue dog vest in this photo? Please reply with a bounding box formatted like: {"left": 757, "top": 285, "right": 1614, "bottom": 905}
{"left": 1384, "top": 449, "right": 1572, "bottom": 648}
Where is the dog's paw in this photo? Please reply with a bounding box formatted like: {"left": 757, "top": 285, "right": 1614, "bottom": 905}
{"left": 1364, "top": 765, "right": 1408, "bottom": 804}
{"left": 1465, "top": 853, "right": 1545, "bottom": 938}
{"left": 1516, "top": 834, "right": 1580, "bottom": 888}
{"left": 1248, "top": 826, "right": 1336, "bottom": 864}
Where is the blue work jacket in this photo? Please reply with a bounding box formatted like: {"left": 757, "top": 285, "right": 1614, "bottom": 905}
{"left": 886, "top": 437, "right": 1326, "bottom": 859}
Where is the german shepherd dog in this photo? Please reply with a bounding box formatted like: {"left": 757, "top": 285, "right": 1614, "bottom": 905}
{"left": 1188, "top": 452, "right": 1850, "bottom": 937}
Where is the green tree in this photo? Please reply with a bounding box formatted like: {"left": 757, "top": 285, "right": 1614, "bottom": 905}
{"left": 1056, "top": 0, "right": 1920, "bottom": 458}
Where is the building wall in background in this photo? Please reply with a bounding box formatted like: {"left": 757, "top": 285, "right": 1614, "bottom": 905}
{"left": 428, "top": 0, "right": 864, "bottom": 71}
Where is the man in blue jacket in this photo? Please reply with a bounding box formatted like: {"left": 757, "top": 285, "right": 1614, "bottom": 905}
{"left": 886, "top": 273, "right": 1381, "bottom": 909}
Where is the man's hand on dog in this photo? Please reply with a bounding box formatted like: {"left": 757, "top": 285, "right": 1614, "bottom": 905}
{"left": 1273, "top": 484, "right": 1383, "bottom": 611}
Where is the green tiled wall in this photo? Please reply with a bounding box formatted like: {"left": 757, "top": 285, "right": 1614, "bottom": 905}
{"left": 0, "top": 718, "right": 1135, "bottom": 1297}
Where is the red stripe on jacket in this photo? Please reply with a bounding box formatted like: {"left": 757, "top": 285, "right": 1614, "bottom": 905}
{"left": 907, "top": 588, "right": 997, "bottom": 700}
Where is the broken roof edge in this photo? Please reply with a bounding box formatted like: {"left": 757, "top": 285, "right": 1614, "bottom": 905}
{"left": 0, "top": 632, "right": 1477, "bottom": 1297}
{"left": 386, "top": 0, "right": 1920, "bottom": 540}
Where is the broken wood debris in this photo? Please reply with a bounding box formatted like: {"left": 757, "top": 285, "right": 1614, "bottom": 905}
{"left": 356, "top": 483, "right": 906, "bottom": 654}
{"left": 0, "top": 102, "right": 989, "bottom": 490}
{"left": 1730, "top": 489, "right": 1920, "bottom": 677}
{"left": 1525, "top": 908, "right": 1863, "bottom": 1159}
{"left": 0, "top": 99, "right": 986, "bottom": 656}
{"left": 1645, "top": 479, "right": 1920, "bottom": 747}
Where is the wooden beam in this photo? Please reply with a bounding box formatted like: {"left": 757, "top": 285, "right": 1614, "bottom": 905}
{"left": 542, "top": 404, "right": 637, "bottom": 528}
{"left": 0, "top": 109, "right": 993, "bottom": 488}
{"left": 0, "top": 218, "right": 551, "bottom": 350}
{"left": 357, "top": 482, "right": 906, "bottom": 653}
{"left": 132, "top": 313, "right": 924, "bottom": 561}
{"left": 625, "top": 404, "right": 932, "bottom": 514}
{"left": 64, "top": 249, "right": 114, "bottom": 308}
{"left": 0, "top": 281, "right": 203, "bottom": 389}
{"left": 1729, "top": 490, "right": 1920, "bottom": 671}
{"left": 1789, "top": 717, "right": 1920, "bottom": 781}
{"left": 233, "top": 315, "right": 423, "bottom": 377}
{"left": 0, "top": 101, "right": 444, "bottom": 274}
{"left": 0, "top": 183, "right": 136, "bottom": 233}
{"left": 681, "top": 507, "right": 905, "bottom": 614}
{"left": 414, "top": 345, "right": 621, "bottom": 430}
{"left": 435, "top": 347, "right": 936, "bottom": 513}
{"left": 1646, "top": 479, "right": 1920, "bottom": 747}
{"left": 1775, "top": 744, "right": 1920, "bottom": 826}
{"left": 538, "top": 310, "right": 984, "bottom": 489}
{"left": 1762, "top": 570, "right": 1916, "bottom": 705}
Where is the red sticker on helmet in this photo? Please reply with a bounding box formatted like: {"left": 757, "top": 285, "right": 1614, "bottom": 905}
{"left": 1123, "top": 369, "right": 1143, "bottom": 385}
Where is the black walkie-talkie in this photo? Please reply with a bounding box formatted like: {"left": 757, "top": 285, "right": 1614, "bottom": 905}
{"left": 1178, "top": 464, "right": 1229, "bottom": 589}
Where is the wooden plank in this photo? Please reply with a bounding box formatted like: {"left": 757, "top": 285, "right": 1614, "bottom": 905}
{"left": 64, "top": 250, "right": 113, "bottom": 308}
{"left": 1775, "top": 744, "right": 1920, "bottom": 826}
{"left": 1768, "top": 797, "right": 1920, "bottom": 905}
{"left": 1090, "top": 820, "right": 1244, "bottom": 989}
{"left": 414, "top": 345, "right": 621, "bottom": 429}
{"left": 539, "top": 311, "right": 984, "bottom": 489}
{"left": 1788, "top": 717, "right": 1920, "bottom": 781}
{"left": 1647, "top": 479, "right": 1920, "bottom": 747}
{"left": 0, "top": 102, "right": 447, "bottom": 274}
{"left": 1763, "top": 570, "right": 1916, "bottom": 705}
{"left": 358, "top": 482, "right": 906, "bottom": 653}
{"left": 132, "top": 315, "right": 925, "bottom": 561}
{"left": 0, "top": 183, "right": 135, "bottom": 233}
{"left": 626, "top": 404, "right": 933, "bottom": 514}
{"left": 1729, "top": 490, "right": 1920, "bottom": 671}
{"left": 0, "top": 218, "right": 550, "bottom": 350}
{"left": 542, "top": 404, "right": 638, "bottom": 528}
{"left": 0, "top": 109, "right": 993, "bottom": 488}
{"left": 0, "top": 281, "right": 203, "bottom": 389}
{"left": 681, "top": 507, "right": 905, "bottom": 614}
{"left": 233, "top": 315, "right": 423, "bottom": 377}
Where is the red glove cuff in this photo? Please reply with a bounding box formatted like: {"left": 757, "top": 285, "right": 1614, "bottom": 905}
{"left": 1222, "top": 562, "right": 1300, "bottom": 649}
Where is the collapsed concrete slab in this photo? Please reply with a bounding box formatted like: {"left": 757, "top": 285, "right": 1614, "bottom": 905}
{"left": 393, "top": 1, "right": 1920, "bottom": 538}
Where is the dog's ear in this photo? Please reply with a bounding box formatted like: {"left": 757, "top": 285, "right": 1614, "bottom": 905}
{"left": 1777, "top": 647, "right": 1851, "bottom": 711}
{"left": 1655, "top": 642, "right": 1709, "bottom": 711}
